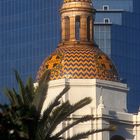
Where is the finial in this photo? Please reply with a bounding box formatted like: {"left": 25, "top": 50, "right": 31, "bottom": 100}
{"left": 98, "top": 96, "right": 105, "bottom": 109}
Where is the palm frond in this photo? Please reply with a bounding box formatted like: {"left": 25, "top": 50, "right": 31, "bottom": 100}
{"left": 70, "top": 97, "right": 92, "bottom": 113}
{"left": 40, "top": 85, "right": 70, "bottom": 124}
{"left": 4, "top": 88, "right": 20, "bottom": 107}
{"left": 0, "top": 70, "right": 111, "bottom": 140}
{"left": 54, "top": 115, "right": 93, "bottom": 137}
{"left": 35, "top": 126, "right": 48, "bottom": 140}
{"left": 14, "top": 70, "right": 26, "bottom": 104}
{"left": 33, "top": 70, "right": 50, "bottom": 113}
{"left": 12, "top": 88, "right": 23, "bottom": 107}
{"left": 44, "top": 97, "right": 92, "bottom": 138}
{"left": 48, "top": 97, "right": 92, "bottom": 132}
{"left": 67, "top": 127, "right": 112, "bottom": 140}
{"left": 0, "top": 104, "right": 8, "bottom": 113}
{"left": 25, "top": 76, "right": 35, "bottom": 104}
{"left": 44, "top": 101, "right": 72, "bottom": 138}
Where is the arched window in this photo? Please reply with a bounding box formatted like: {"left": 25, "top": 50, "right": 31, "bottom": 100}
{"left": 111, "top": 135, "right": 125, "bottom": 140}
{"left": 65, "top": 16, "right": 70, "bottom": 41}
{"left": 87, "top": 16, "right": 91, "bottom": 41}
{"left": 75, "top": 16, "right": 80, "bottom": 41}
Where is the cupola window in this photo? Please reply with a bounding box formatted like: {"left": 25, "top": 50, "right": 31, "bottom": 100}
{"left": 75, "top": 16, "right": 80, "bottom": 41}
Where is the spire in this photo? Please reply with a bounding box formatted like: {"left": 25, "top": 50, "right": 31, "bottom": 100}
{"left": 59, "top": 0, "right": 95, "bottom": 46}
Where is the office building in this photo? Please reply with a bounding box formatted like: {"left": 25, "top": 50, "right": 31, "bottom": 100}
{"left": 93, "top": 0, "right": 140, "bottom": 112}
{"left": 0, "top": 0, "right": 61, "bottom": 102}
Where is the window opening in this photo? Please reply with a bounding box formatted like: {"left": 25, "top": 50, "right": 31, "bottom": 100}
{"left": 75, "top": 16, "right": 80, "bottom": 41}
{"left": 65, "top": 16, "right": 70, "bottom": 41}
{"left": 104, "top": 18, "right": 110, "bottom": 24}
{"left": 103, "top": 5, "right": 109, "bottom": 10}
{"left": 87, "top": 16, "right": 91, "bottom": 41}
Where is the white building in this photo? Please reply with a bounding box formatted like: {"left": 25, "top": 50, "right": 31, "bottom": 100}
{"left": 37, "top": 0, "right": 140, "bottom": 139}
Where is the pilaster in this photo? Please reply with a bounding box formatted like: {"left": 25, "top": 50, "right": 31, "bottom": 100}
{"left": 80, "top": 15, "right": 88, "bottom": 41}
{"left": 61, "top": 17, "right": 66, "bottom": 41}
{"left": 90, "top": 17, "right": 93, "bottom": 41}
{"left": 70, "top": 16, "right": 76, "bottom": 41}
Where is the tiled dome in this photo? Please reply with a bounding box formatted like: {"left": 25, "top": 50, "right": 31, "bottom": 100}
{"left": 36, "top": 45, "right": 119, "bottom": 81}
{"left": 36, "top": 0, "right": 119, "bottom": 82}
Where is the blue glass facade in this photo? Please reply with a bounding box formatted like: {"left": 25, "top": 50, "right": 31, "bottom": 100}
{"left": 111, "top": 0, "right": 140, "bottom": 112}
{"left": 0, "top": 0, "right": 140, "bottom": 112}
{"left": 0, "top": 0, "right": 61, "bottom": 102}
{"left": 94, "top": 0, "right": 133, "bottom": 56}
{"left": 94, "top": 25, "right": 111, "bottom": 57}
{"left": 94, "top": 0, "right": 140, "bottom": 112}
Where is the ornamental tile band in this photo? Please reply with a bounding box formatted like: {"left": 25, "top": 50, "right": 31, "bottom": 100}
{"left": 37, "top": 46, "right": 119, "bottom": 81}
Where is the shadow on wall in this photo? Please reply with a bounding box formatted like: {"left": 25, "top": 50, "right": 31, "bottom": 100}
{"left": 109, "top": 111, "right": 134, "bottom": 140}
{"left": 110, "top": 135, "right": 125, "bottom": 140}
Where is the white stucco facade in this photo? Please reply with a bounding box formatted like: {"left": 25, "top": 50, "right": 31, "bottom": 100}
{"left": 42, "top": 79, "right": 140, "bottom": 140}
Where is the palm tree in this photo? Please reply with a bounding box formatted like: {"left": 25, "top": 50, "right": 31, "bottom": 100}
{"left": 0, "top": 71, "right": 114, "bottom": 140}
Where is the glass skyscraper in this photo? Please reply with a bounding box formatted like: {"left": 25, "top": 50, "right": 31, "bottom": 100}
{"left": 0, "top": 0, "right": 61, "bottom": 102}
{"left": 0, "top": 0, "right": 140, "bottom": 112}
{"left": 111, "top": 0, "right": 140, "bottom": 112}
{"left": 93, "top": 0, "right": 140, "bottom": 112}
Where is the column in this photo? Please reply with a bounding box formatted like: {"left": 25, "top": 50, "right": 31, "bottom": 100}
{"left": 80, "top": 15, "right": 87, "bottom": 41}
{"left": 70, "top": 16, "right": 76, "bottom": 41}
{"left": 61, "top": 17, "right": 66, "bottom": 42}
{"left": 90, "top": 16, "right": 93, "bottom": 41}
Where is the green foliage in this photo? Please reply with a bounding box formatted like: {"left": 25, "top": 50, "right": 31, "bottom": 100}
{"left": 0, "top": 70, "right": 113, "bottom": 140}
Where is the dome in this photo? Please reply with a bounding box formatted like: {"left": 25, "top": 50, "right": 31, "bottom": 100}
{"left": 36, "top": 0, "right": 119, "bottom": 82}
{"left": 36, "top": 45, "right": 119, "bottom": 81}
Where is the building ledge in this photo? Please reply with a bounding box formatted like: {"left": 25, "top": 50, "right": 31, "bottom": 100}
{"left": 94, "top": 22, "right": 112, "bottom": 25}
{"left": 96, "top": 9, "right": 124, "bottom": 13}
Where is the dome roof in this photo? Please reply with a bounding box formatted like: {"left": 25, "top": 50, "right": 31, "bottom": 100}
{"left": 36, "top": 45, "right": 119, "bottom": 81}
{"left": 36, "top": 0, "right": 119, "bottom": 82}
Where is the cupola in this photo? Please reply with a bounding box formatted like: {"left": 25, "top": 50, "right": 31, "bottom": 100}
{"left": 59, "top": 0, "right": 95, "bottom": 46}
